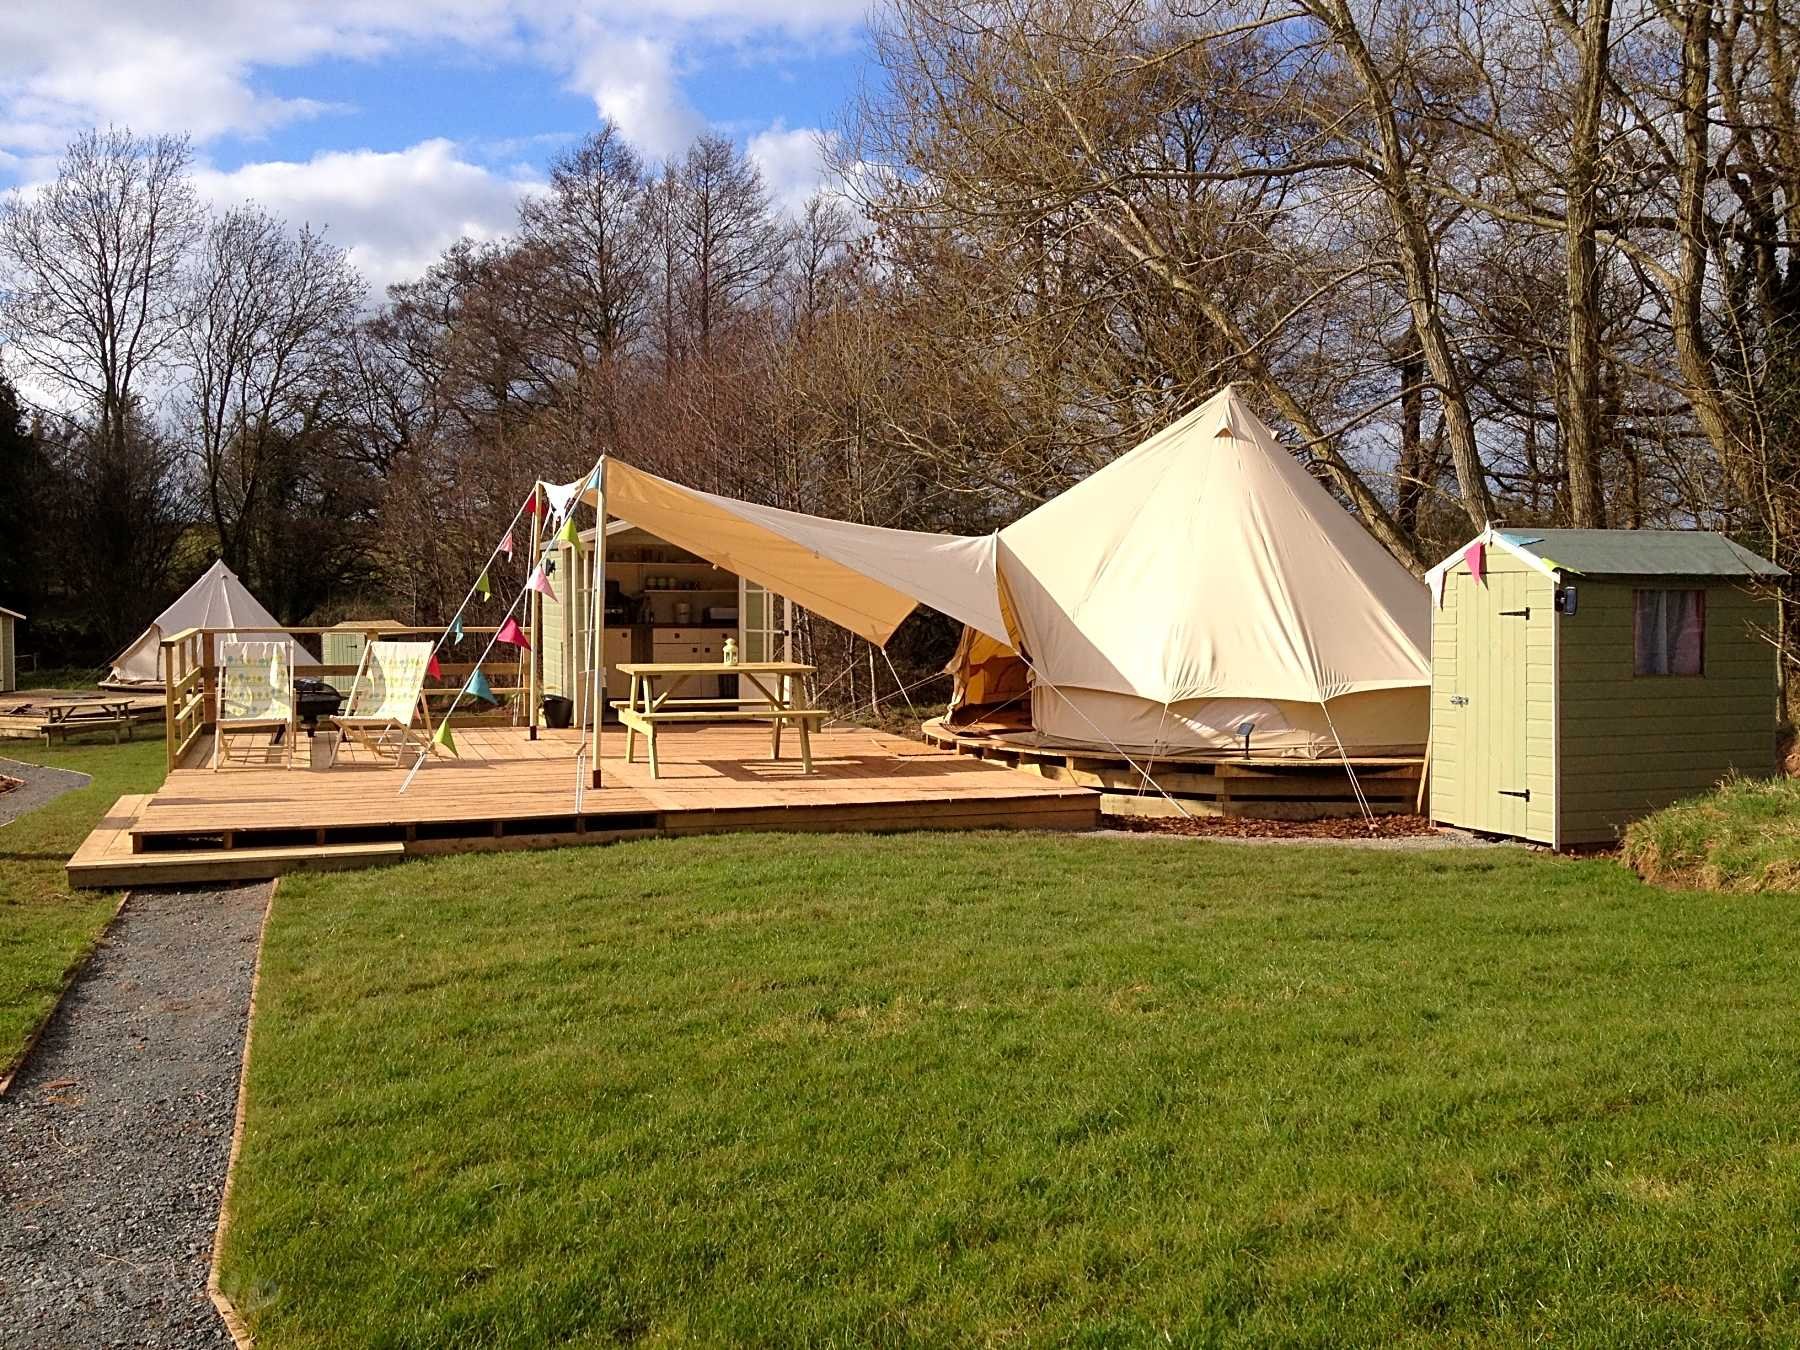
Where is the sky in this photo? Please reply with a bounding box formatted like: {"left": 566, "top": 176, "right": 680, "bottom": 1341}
{"left": 0, "top": 1, "right": 870, "bottom": 297}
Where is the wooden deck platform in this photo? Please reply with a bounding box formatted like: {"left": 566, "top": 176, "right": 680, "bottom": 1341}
{"left": 67, "top": 724, "right": 1099, "bottom": 888}
{"left": 919, "top": 719, "right": 1425, "bottom": 820}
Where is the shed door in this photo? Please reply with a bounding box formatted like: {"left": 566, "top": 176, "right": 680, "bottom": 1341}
{"left": 1449, "top": 567, "right": 1538, "bottom": 838}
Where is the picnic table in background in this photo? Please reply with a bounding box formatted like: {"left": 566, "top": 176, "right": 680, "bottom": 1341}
{"left": 39, "top": 696, "right": 136, "bottom": 745}
{"left": 612, "top": 661, "right": 824, "bottom": 778}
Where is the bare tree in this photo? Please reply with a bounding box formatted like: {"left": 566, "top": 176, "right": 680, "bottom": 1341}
{"left": 0, "top": 128, "right": 201, "bottom": 454}
{"left": 181, "top": 206, "right": 364, "bottom": 587}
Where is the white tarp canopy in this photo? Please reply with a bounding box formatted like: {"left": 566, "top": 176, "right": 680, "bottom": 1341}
{"left": 546, "top": 385, "right": 1431, "bottom": 757}
{"left": 565, "top": 459, "right": 1010, "bottom": 646}
{"left": 108, "top": 560, "right": 318, "bottom": 688}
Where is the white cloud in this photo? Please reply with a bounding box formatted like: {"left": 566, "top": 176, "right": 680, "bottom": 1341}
{"left": 193, "top": 139, "right": 539, "bottom": 297}
{"left": 566, "top": 35, "right": 704, "bottom": 161}
{"left": 0, "top": 2, "right": 866, "bottom": 159}
{"left": 0, "top": 1, "right": 869, "bottom": 298}
{"left": 747, "top": 121, "right": 835, "bottom": 216}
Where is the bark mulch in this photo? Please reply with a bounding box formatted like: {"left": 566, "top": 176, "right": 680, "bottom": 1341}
{"left": 1113, "top": 812, "right": 1441, "bottom": 840}
{"left": 0, "top": 883, "right": 269, "bottom": 1348}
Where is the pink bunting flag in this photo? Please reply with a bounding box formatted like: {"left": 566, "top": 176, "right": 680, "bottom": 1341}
{"left": 500, "top": 528, "right": 514, "bottom": 560}
{"left": 496, "top": 616, "right": 530, "bottom": 650}
{"left": 1464, "top": 540, "right": 1485, "bottom": 584}
{"left": 427, "top": 651, "right": 442, "bottom": 681}
{"left": 528, "top": 564, "right": 557, "bottom": 602}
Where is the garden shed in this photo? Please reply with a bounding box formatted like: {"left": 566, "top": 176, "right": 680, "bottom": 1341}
{"left": 1425, "top": 528, "right": 1785, "bottom": 847}
{"left": 0, "top": 605, "right": 21, "bottom": 692}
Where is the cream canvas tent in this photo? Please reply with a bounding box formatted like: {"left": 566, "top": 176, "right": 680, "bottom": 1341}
{"left": 548, "top": 385, "right": 1430, "bottom": 765}
{"left": 107, "top": 560, "right": 318, "bottom": 690}
{"left": 967, "top": 387, "right": 1432, "bottom": 758}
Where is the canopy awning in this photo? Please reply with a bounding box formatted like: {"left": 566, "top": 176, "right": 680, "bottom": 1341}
{"left": 550, "top": 459, "right": 1011, "bottom": 646}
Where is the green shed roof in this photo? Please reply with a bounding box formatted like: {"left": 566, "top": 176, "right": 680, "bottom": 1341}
{"left": 1492, "top": 529, "right": 1785, "bottom": 579}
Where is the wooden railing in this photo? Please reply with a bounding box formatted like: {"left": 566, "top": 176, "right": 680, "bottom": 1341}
{"left": 159, "top": 624, "right": 529, "bottom": 771}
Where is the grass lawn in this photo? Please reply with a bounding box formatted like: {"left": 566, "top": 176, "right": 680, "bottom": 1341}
{"left": 0, "top": 737, "right": 166, "bottom": 1071}
{"left": 222, "top": 835, "right": 1800, "bottom": 1346}
{"left": 1624, "top": 776, "right": 1800, "bottom": 892}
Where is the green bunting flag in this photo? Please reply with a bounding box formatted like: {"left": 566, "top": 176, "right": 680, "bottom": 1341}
{"left": 432, "top": 719, "right": 458, "bottom": 757}
{"left": 476, "top": 568, "right": 492, "bottom": 601}
{"left": 464, "top": 669, "right": 497, "bottom": 705}
{"left": 557, "top": 514, "right": 581, "bottom": 546}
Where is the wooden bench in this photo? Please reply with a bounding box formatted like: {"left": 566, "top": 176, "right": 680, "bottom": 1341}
{"left": 610, "top": 701, "right": 828, "bottom": 777}
{"left": 39, "top": 716, "right": 130, "bottom": 746}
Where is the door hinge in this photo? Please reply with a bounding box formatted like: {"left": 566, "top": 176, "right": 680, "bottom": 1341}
{"left": 1498, "top": 788, "right": 1531, "bottom": 801}
{"left": 1448, "top": 694, "right": 1469, "bottom": 706}
{"left": 1499, "top": 607, "right": 1531, "bottom": 618}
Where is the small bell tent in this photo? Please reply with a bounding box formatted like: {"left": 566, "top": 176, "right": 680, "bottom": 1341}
{"left": 107, "top": 561, "right": 317, "bottom": 690}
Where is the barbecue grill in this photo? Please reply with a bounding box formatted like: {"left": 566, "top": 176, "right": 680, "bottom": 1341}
{"left": 293, "top": 678, "right": 344, "bottom": 734}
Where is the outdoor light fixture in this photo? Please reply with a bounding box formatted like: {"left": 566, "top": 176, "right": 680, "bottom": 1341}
{"left": 1238, "top": 721, "right": 1254, "bottom": 758}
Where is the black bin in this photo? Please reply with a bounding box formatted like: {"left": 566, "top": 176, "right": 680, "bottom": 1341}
{"left": 541, "top": 694, "right": 574, "bottom": 729}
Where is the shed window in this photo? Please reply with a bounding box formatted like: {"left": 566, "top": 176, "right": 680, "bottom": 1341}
{"left": 1634, "top": 589, "right": 1705, "bottom": 675}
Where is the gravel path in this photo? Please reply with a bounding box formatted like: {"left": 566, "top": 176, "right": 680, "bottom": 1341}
{"left": 0, "top": 755, "right": 91, "bottom": 826}
{"left": 0, "top": 883, "right": 268, "bottom": 1348}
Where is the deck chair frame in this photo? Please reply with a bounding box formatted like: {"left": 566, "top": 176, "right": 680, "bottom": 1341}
{"left": 213, "top": 639, "right": 298, "bottom": 771}
{"left": 329, "top": 639, "right": 438, "bottom": 765}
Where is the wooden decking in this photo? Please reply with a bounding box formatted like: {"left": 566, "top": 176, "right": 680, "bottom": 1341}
{"left": 67, "top": 723, "right": 1099, "bottom": 887}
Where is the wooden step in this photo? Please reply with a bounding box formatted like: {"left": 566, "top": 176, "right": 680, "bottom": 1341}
{"left": 67, "top": 795, "right": 405, "bottom": 888}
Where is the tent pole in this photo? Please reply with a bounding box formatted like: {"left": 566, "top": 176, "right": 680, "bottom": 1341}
{"left": 527, "top": 483, "right": 543, "bottom": 740}
{"left": 589, "top": 461, "right": 607, "bottom": 789}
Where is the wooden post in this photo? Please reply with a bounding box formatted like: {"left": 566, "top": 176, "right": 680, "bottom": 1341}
{"left": 589, "top": 462, "right": 607, "bottom": 789}
{"left": 202, "top": 630, "right": 217, "bottom": 734}
{"left": 527, "top": 484, "right": 542, "bottom": 740}
{"left": 163, "top": 638, "right": 179, "bottom": 772}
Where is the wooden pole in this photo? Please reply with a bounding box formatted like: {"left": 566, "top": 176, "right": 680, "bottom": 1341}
{"left": 527, "top": 484, "right": 542, "bottom": 740}
{"left": 589, "top": 462, "right": 607, "bottom": 789}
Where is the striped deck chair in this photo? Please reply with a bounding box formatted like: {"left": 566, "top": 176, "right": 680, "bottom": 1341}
{"left": 330, "top": 640, "right": 438, "bottom": 765}
{"left": 213, "top": 640, "right": 296, "bottom": 770}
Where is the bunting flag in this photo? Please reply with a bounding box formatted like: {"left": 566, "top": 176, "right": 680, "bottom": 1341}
{"left": 500, "top": 528, "right": 515, "bottom": 560}
{"left": 587, "top": 466, "right": 602, "bottom": 491}
{"left": 528, "top": 564, "right": 557, "bottom": 602}
{"left": 496, "top": 616, "right": 530, "bottom": 650}
{"left": 524, "top": 491, "right": 539, "bottom": 516}
{"left": 464, "top": 669, "right": 498, "bottom": 704}
{"left": 545, "top": 480, "right": 580, "bottom": 521}
{"left": 449, "top": 613, "right": 464, "bottom": 645}
{"left": 556, "top": 513, "right": 581, "bottom": 546}
{"left": 1464, "top": 540, "right": 1486, "bottom": 585}
{"left": 427, "top": 651, "right": 442, "bottom": 681}
{"left": 432, "top": 719, "right": 458, "bottom": 757}
{"left": 1427, "top": 567, "right": 1446, "bottom": 609}
{"left": 476, "top": 568, "right": 492, "bottom": 601}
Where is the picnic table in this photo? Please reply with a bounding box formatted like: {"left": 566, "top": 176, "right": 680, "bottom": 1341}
{"left": 39, "top": 696, "right": 136, "bottom": 745}
{"left": 612, "top": 661, "right": 824, "bottom": 778}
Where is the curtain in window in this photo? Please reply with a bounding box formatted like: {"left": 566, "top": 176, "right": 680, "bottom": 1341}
{"left": 1634, "top": 589, "right": 1705, "bottom": 675}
